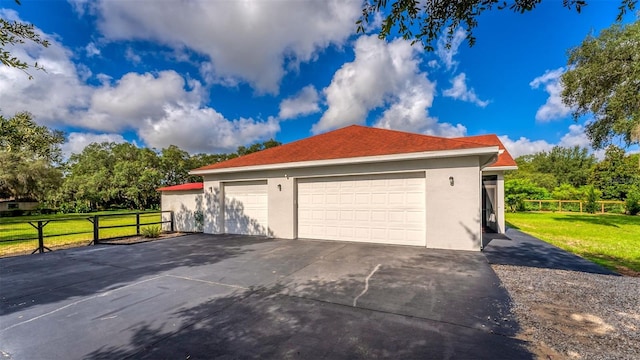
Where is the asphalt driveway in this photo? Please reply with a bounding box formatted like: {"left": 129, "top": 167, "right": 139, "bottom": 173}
{"left": 0, "top": 234, "right": 532, "bottom": 359}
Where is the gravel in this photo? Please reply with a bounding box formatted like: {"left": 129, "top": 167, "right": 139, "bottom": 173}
{"left": 492, "top": 265, "right": 640, "bottom": 360}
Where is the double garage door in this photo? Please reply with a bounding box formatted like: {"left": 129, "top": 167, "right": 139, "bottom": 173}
{"left": 223, "top": 173, "right": 426, "bottom": 246}
{"left": 297, "top": 173, "right": 426, "bottom": 246}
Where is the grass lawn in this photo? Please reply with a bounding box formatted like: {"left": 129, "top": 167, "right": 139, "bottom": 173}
{"left": 505, "top": 212, "right": 640, "bottom": 275}
{"left": 0, "top": 211, "right": 163, "bottom": 256}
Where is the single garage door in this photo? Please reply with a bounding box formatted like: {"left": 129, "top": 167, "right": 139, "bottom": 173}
{"left": 297, "top": 172, "right": 426, "bottom": 246}
{"left": 224, "top": 180, "right": 268, "bottom": 235}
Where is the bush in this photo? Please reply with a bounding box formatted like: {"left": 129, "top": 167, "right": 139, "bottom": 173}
{"left": 583, "top": 185, "right": 601, "bottom": 214}
{"left": 141, "top": 225, "right": 162, "bottom": 238}
{"left": 625, "top": 187, "right": 640, "bottom": 215}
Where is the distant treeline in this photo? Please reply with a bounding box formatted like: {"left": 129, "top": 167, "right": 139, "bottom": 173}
{"left": 505, "top": 146, "right": 640, "bottom": 214}
{"left": 1, "top": 112, "right": 280, "bottom": 213}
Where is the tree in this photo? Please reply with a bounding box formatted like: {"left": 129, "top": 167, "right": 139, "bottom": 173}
{"left": 357, "top": 0, "right": 636, "bottom": 51}
{"left": 590, "top": 145, "right": 640, "bottom": 199}
{"left": 562, "top": 19, "right": 640, "bottom": 149}
{"left": 505, "top": 178, "right": 550, "bottom": 211}
{"left": 1, "top": 0, "right": 49, "bottom": 78}
{"left": 0, "top": 112, "right": 63, "bottom": 201}
{"left": 506, "top": 146, "right": 596, "bottom": 190}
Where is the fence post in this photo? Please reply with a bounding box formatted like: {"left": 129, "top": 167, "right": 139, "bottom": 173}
{"left": 37, "top": 220, "right": 45, "bottom": 254}
{"left": 601, "top": 202, "right": 605, "bottom": 214}
{"left": 580, "top": 201, "right": 583, "bottom": 213}
{"left": 559, "top": 201, "right": 562, "bottom": 212}
{"left": 136, "top": 213, "right": 141, "bottom": 235}
{"left": 170, "top": 211, "right": 175, "bottom": 232}
{"left": 93, "top": 215, "right": 100, "bottom": 244}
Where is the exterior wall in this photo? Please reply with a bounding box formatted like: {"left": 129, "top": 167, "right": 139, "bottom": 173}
{"left": 424, "top": 157, "right": 482, "bottom": 251}
{"left": 202, "top": 156, "right": 484, "bottom": 250}
{"left": 483, "top": 170, "right": 506, "bottom": 234}
{"left": 161, "top": 190, "right": 203, "bottom": 232}
{"left": 0, "top": 201, "right": 39, "bottom": 212}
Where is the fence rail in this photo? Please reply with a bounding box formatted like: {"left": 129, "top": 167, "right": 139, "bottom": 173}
{"left": 522, "top": 200, "right": 626, "bottom": 214}
{"left": 0, "top": 211, "right": 174, "bottom": 256}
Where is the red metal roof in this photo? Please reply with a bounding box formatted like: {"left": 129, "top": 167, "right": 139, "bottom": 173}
{"left": 157, "top": 182, "right": 203, "bottom": 192}
{"left": 193, "top": 125, "right": 504, "bottom": 172}
{"left": 454, "top": 134, "right": 517, "bottom": 168}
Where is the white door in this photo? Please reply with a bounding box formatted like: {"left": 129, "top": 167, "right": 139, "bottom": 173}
{"left": 224, "top": 181, "right": 268, "bottom": 235}
{"left": 297, "top": 173, "right": 426, "bottom": 246}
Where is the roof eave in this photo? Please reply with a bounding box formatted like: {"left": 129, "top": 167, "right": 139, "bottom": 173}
{"left": 483, "top": 165, "right": 518, "bottom": 171}
{"left": 190, "top": 146, "right": 499, "bottom": 176}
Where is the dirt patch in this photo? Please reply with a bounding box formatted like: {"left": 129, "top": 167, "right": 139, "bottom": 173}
{"left": 98, "top": 232, "right": 187, "bottom": 245}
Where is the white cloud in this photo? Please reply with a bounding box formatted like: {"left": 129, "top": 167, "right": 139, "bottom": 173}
{"left": 71, "top": 0, "right": 361, "bottom": 94}
{"left": 498, "top": 135, "right": 554, "bottom": 158}
{"left": 138, "top": 106, "right": 280, "bottom": 154}
{"left": 316, "top": 36, "right": 464, "bottom": 136}
{"left": 0, "top": 13, "right": 280, "bottom": 154}
{"left": 124, "top": 47, "right": 141, "bottom": 64}
{"left": 0, "top": 10, "right": 91, "bottom": 127}
{"left": 85, "top": 42, "right": 101, "bottom": 57}
{"left": 62, "top": 132, "right": 127, "bottom": 157}
{"left": 436, "top": 27, "right": 466, "bottom": 71}
{"left": 443, "top": 73, "right": 489, "bottom": 107}
{"left": 316, "top": 35, "right": 464, "bottom": 136}
{"left": 278, "top": 85, "right": 320, "bottom": 120}
{"left": 499, "top": 123, "right": 604, "bottom": 159}
{"left": 82, "top": 71, "right": 204, "bottom": 131}
{"left": 530, "top": 68, "right": 572, "bottom": 122}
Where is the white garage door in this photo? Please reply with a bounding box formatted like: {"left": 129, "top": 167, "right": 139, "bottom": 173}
{"left": 224, "top": 180, "right": 268, "bottom": 235}
{"left": 297, "top": 173, "right": 426, "bottom": 246}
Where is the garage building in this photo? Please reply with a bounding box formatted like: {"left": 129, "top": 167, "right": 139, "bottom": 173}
{"left": 187, "top": 125, "right": 516, "bottom": 251}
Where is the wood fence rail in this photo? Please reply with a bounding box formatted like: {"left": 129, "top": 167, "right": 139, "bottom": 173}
{"left": 522, "top": 200, "right": 625, "bottom": 213}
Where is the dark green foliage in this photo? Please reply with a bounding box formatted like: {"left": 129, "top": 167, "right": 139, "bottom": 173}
{"left": 505, "top": 179, "right": 550, "bottom": 212}
{"left": 0, "top": 112, "right": 64, "bottom": 201}
{"left": 590, "top": 146, "right": 640, "bottom": 200}
{"left": 562, "top": 19, "right": 640, "bottom": 148}
{"left": 625, "top": 186, "right": 640, "bottom": 215}
{"left": 506, "top": 146, "right": 596, "bottom": 191}
{"left": 357, "top": 0, "right": 634, "bottom": 51}
{"left": 584, "top": 185, "right": 601, "bottom": 213}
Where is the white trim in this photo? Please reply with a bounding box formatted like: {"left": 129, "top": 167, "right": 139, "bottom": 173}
{"left": 483, "top": 165, "right": 518, "bottom": 171}
{"left": 191, "top": 147, "right": 499, "bottom": 175}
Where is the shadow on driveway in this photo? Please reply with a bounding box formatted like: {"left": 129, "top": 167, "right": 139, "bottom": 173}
{"left": 1, "top": 235, "right": 533, "bottom": 359}
{"left": 483, "top": 228, "right": 617, "bottom": 275}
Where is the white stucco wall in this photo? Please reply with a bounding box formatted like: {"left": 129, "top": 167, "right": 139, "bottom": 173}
{"left": 161, "top": 190, "right": 204, "bottom": 232}
{"left": 201, "top": 156, "right": 486, "bottom": 251}
{"left": 424, "top": 157, "right": 482, "bottom": 251}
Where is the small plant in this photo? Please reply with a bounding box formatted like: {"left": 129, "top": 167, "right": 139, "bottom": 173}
{"left": 625, "top": 186, "right": 640, "bottom": 215}
{"left": 141, "top": 225, "right": 162, "bottom": 238}
{"left": 583, "top": 185, "right": 600, "bottom": 214}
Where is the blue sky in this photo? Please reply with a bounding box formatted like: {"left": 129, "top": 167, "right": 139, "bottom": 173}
{"left": 1, "top": 0, "right": 637, "bottom": 158}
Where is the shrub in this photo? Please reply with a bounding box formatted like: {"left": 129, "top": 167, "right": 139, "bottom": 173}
{"left": 625, "top": 187, "right": 640, "bottom": 215}
{"left": 141, "top": 225, "right": 162, "bottom": 238}
{"left": 505, "top": 179, "right": 550, "bottom": 211}
{"left": 583, "top": 185, "right": 601, "bottom": 214}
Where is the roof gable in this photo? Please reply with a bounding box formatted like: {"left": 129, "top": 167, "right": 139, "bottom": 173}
{"left": 193, "top": 125, "right": 495, "bottom": 172}
{"left": 454, "top": 134, "right": 517, "bottom": 168}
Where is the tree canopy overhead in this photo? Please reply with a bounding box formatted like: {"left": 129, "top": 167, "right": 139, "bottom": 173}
{"left": 358, "top": 0, "right": 637, "bottom": 50}
{"left": 1, "top": 0, "right": 49, "bottom": 78}
{"left": 562, "top": 19, "right": 640, "bottom": 149}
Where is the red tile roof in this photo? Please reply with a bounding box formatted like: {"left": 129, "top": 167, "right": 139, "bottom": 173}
{"left": 454, "top": 134, "right": 517, "bottom": 168}
{"left": 157, "top": 182, "right": 203, "bottom": 192}
{"left": 193, "top": 125, "right": 503, "bottom": 172}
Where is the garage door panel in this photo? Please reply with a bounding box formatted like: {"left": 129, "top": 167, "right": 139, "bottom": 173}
{"left": 224, "top": 181, "right": 268, "bottom": 236}
{"left": 297, "top": 173, "right": 425, "bottom": 246}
